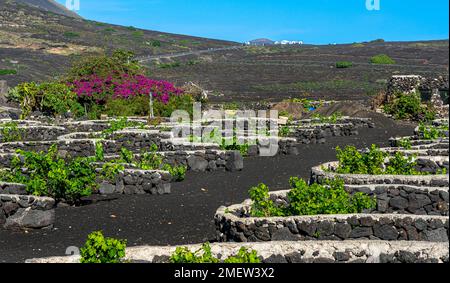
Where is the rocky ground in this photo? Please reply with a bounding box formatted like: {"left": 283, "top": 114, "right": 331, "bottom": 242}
{"left": 0, "top": 113, "right": 415, "bottom": 263}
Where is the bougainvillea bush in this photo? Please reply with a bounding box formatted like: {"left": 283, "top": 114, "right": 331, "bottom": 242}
{"left": 10, "top": 49, "right": 192, "bottom": 119}
{"left": 69, "top": 75, "right": 184, "bottom": 104}
{"left": 65, "top": 49, "right": 192, "bottom": 118}
{"left": 67, "top": 73, "right": 189, "bottom": 117}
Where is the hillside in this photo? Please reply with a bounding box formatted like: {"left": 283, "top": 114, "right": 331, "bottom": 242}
{"left": 147, "top": 40, "right": 449, "bottom": 102}
{"left": 0, "top": 0, "right": 448, "bottom": 104}
{"left": 15, "top": 0, "right": 82, "bottom": 18}
{"left": 0, "top": 0, "right": 237, "bottom": 86}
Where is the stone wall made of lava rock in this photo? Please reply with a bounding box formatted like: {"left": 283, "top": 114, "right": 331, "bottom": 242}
{"left": 290, "top": 124, "right": 360, "bottom": 144}
{"left": 25, "top": 241, "right": 449, "bottom": 264}
{"left": 0, "top": 193, "right": 55, "bottom": 230}
{"left": 214, "top": 200, "right": 449, "bottom": 243}
{"left": 387, "top": 75, "right": 449, "bottom": 99}
{"left": 97, "top": 169, "right": 172, "bottom": 195}
{"left": 346, "top": 185, "right": 449, "bottom": 216}
{"left": 0, "top": 126, "right": 68, "bottom": 142}
{"left": 310, "top": 162, "right": 449, "bottom": 187}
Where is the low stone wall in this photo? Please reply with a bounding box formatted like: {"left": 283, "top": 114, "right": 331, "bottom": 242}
{"left": 310, "top": 162, "right": 449, "bottom": 187}
{"left": 382, "top": 148, "right": 449, "bottom": 157}
{"left": 0, "top": 193, "right": 55, "bottom": 230}
{"left": 215, "top": 200, "right": 449, "bottom": 243}
{"left": 345, "top": 184, "right": 449, "bottom": 216}
{"left": 163, "top": 150, "right": 243, "bottom": 172}
{"left": 0, "top": 182, "right": 26, "bottom": 195}
{"left": 98, "top": 169, "right": 172, "bottom": 195}
{"left": 0, "top": 126, "right": 68, "bottom": 142}
{"left": 0, "top": 139, "right": 97, "bottom": 157}
{"left": 25, "top": 241, "right": 449, "bottom": 263}
{"left": 390, "top": 137, "right": 449, "bottom": 150}
{"left": 288, "top": 124, "right": 359, "bottom": 145}
{"left": 386, "top": 75, "right": 449, "bottom": 100}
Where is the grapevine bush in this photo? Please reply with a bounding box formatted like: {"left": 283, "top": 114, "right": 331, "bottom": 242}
{"left": 335, "top": 145, "right": 431, "bottom": 175}
{"left": 248, "top": 178, "right": 376, "bottom": 217}
{"left": 169, "top": 243, "right": 261, "bottom": 263}
{"left": 0, "top": 145, "right": 96, "bottom": 203}
{"left": 383, "top": 91, "right": 436, "bottom": 122}
{"left": 80, "top": 231, "right": 127, "bottom": 263}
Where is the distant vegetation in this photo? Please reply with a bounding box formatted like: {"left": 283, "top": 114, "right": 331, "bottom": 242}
{"left": 157, "top": 62, "right": 181, "bottom": 69}
{"left": 370, "top": 54, "right": 396, "bottom": 65}
{"left": 0, "top": 69, "right": 17, "bottom": 76}
{"left": 335, "top": 61, "right": 353, "bottom": 68}
{"left": 63, "top": 31, "right": 80, "bottom": 38}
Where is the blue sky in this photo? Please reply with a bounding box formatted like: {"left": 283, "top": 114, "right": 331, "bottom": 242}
{"left": 57, "top": 0, "right": 449, "bottom": 44}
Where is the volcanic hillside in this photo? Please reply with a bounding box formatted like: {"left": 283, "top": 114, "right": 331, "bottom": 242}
{"left": 14, "top": 0, "right": 82, "bottom": 18}
{"left": 0, "top": 0, "right": 237, "bottom": 86}
{"left": 148, "top": 41, "right": 449, "bottom": 103}
{"left": 0, "top": 0, "right": 448, "bottom": 104}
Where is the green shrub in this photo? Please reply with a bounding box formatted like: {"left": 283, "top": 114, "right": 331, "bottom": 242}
{"left": 0, "top": 69, "right": 17, "bottom": 76}
{"left": 248, "top": 178, "right": 376, "bottom": 217}
{"left": 223, "top": 248, "right": 261, "bottom": 263}
{"left": 287, "top": 178, "right": 376, "bottom": 215}
{"left": 383, "top": 91, "right": 436, "bottom": 122}
{"left": 170, "top": 243, "right": 219, "bottom": 263}
{"left": 8, "top": 82, "right": 84, "bottom": 118}
{"left": 105, "top": 96, "right": 149, "bottom": 117}
{"left": 80, "top": 231, "right": 127, "bottom": 263}
{"left": 139, "top": 145, "right": 163, "bottom": 170}
{"left": 64, "top": 31, "right": 80, "bottom": 38}
{"left": 162, "top": 164, "right": 187, "bottom": 182}
{"left": 169, "top": 243, "right": 260, "bottom": 263}
{"left": 279, "top": 125, "right": 291, "bottom": 137}
{"left": 153, "top": 94, "right": 194, "bottom": 118}
{"left": 101, "top": 162, "right": 125, "bottom": 182}
{"left": 370, "top": 54, "right": 396, "bottom": 64}
{"left": 119, "top": 147, "right": 134, "bottom": 164}
{"left": 336, "top": 144, "right": 387, "bottom": 175}
{"left": 336, "top": 61, "right": 353, "bottom": 68}
{"left": 335, "top": 145, "right": 425, "bottom": 175}
{"left": 105, "top": 93, "right": 193, "bottom": 118}
{"left": 418, "top": 123, "right": 448, "bottom": 140}
{"left": 223, "top": 102, "right": 240, "bottom": 110}
{"left": 312, "top": 112, "right": 343, "bottom": 124}
{"left": 95, "top": 142, "right": 105, "bottom": 161}
{"left": 398, "top": 138, "right": 412, "bottom": 149}
{"left": 0, "top": 121, "right": 23, "bottom": 142}
{"left": 2, "top": 145, "right": 96, "bottom": 203}
{"left": 151, "top": 40, "right": 161, "bottom": 47}
{"left": 220, "top": 136, "right": 249, "bottom": 157}
{"left": 249, "top": 183, "right": 284, "bottom": 217}
{"left": 384, "top": 152, "right": 418, "bottom": 175}
{"left": 67, "top": 49, "right": 143, "bottom": 81}
{"left": 157, "top": 62, "right": 181, "bottom": 69}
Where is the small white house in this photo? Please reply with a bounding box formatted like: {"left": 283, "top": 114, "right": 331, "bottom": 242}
{"left": 274, "top": 40, "right": 304, "bottom": 45}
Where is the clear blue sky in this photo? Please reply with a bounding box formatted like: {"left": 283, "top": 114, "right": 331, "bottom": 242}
{"left": 57, "top": 0, "right": 449, "bottom": 44}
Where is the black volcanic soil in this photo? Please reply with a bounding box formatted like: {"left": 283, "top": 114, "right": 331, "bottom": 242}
{"left": 149, "top": 41, "right": 449, "bottom": 102}
{"left": 0, "top": 114, "right": 415, "bottom": 263}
